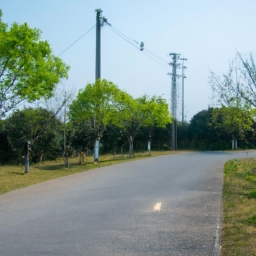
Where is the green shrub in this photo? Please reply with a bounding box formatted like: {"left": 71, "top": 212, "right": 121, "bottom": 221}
{"left": 248, "top": 189, "right": 256, "bottom": 199}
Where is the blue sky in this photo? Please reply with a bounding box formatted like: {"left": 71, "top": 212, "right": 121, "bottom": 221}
{"left": 1, "top": 0, "right": 256, "bottom": 121}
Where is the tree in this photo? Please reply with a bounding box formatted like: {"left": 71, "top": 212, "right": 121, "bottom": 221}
{"left": 176, "top": 121, "right": 190, "bottom": 149}
{"left": 136, "top": 95, "right": 172, "bottom": 154}
{"left": 188, "top": 109, "right": 212, "bottom": 149}
{"left": 0, "top": 10, "right": 69, "bottom": 118}
{"left": 37, "top": 85, "right": 75, "bottom": 167}
{"left": 188, "top": 108, "right": 229, "bottom": 150}
{"left": 69, "top": 79, "right": 126, "bottom": 161}
{"left": 211, "top": 107, "right": 254, "bottom": 147}
{"left": 3, "top": 108, "right": 63, "bottom": 163}
{"left": 209, "top": 53, "right": 256, "bottom": 108}
{"left": 188, "top": 108, "right": 255, "bottom": 150}
{"left": 0, "top": 119, "right": 11, "bottom": 163}
{"left": 69, "top": 80, "right": 172, "bottom": 159}
{"left": 209, "top": 53, "right": 256, "bottom": 146}
{"left": 109, "top": 92, "right": 138, "bottom": 157}
{"left": 111, "top": 94, "right": 171, "bottom": 157}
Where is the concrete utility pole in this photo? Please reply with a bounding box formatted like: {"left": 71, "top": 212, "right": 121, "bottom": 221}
{"left": 94, "top": 9, "right": 110, "bottom": 162}
{"left": 180, "top": 58, "right": 187, "bottom": 124}
{"left": 168, "top": 53, "right": 180, "bottom": 151}
{"left": 95, "top": 9, "right": 111, "bottom": 80}
{"left": 95, "top": 9, "right": 102, "bottom": 80}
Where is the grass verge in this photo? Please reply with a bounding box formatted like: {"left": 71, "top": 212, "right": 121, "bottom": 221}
{"left": 0, "top": 150, "right": 180, "bottom": 195}
{"left": 221, "top": 157, "right": 256, "bottom": 255}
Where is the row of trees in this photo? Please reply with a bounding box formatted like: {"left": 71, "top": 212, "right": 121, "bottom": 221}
{"left": 2, "top": 57, "right": 256, "bottom": 163}
{"left": 0, "top": 10, "right": 172, "bottom": 164}
{"left": 179, "top": 53, "right": 256, "bottom": 150}
{"left": 3, "top": 102, "right": 256, "bottom": 164}
{"left": 69, "top": 79, "right": 171, "bottom": 160}
{"left": 179, "top": 107, "right": 256, "bottom": 150}
{"left": 0, "top": 79, "right": 172, "bottom": 164}
{"left": 208, "top": 52, "right": 256, "bottom": 148}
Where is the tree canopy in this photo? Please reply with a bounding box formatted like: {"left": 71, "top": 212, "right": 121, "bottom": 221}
{"left": 209, "top": 53, "right": 256, "bottom": 143}
{"left": 2, "top": 108, "right": 63, "bottom": 163}
{"left": 209, "top": 53, "right": 256, "bottom": 108}
{"left": 69, "top": 80, "right": 172, "bottom": 157}
{"left": 0, "top": 10, "right": 70, "bottom": 118}
{"left": 69, "top": 79, "right": 126, "bottom": 138}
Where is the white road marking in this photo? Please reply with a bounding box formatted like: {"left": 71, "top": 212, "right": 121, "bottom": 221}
{"left": 154, "top": 202, "right": 161, "bottom": 212}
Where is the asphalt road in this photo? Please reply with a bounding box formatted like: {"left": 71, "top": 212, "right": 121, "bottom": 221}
{"left": 1, "top": 151, "right": 255, "bottom": 256}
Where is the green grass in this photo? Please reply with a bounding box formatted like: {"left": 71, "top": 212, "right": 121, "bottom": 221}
{"left": 221, "top": 158, "right": 256, "bottom": 255}
{"left": 0, "top": 150, "right": 180, "bottom": 195}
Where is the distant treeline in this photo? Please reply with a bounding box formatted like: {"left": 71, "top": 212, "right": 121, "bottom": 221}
{"left": 1, "top": 107, "right": 255, "bottom": 164}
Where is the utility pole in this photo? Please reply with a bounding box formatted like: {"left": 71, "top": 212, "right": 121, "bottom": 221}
{"left": 95, "top": 9, "right": 111, "bottom": 80}
{"left": 180, "top": 58, "right": 187, "bottom": 124}
{"left": 94, "top": 9, "right": 110, "bottom": 162}
{"left": 63, "top": 92, "right": 69, "bottom": 167}
{"left": 168, "top": 53, "right": 180, "bottom": 150}
{"left": 95, "top": 9, "right": 102, "bottom": 80}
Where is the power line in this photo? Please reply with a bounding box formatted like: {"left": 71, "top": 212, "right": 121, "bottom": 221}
{"left": 144, "top": 48, "right": 169, "bottom": 65}
{"left": 143, "top": 51, "right": 167, "bottom": 68}
{"left": 58, "top": 25, "right": 96, "bottom": 56}
{"left": 106, "top": 25, "right": 169, "bottom": 68}
{"left": 57, "top": 22, "right": 168, "bottom": 69}
{"left": 106, "top": 25, "right": 140, "bottom": 51}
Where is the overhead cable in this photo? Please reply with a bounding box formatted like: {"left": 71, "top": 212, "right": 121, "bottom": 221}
{"left": 106, "top": 25, "right": 169, "bottom": 68}
{"left": 58, "top": 25, "right": 96, "bottom": 56}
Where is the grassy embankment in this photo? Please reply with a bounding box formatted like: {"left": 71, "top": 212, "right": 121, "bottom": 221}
{"left": 221, "top": 157, "right": 256, "bottom": 255}
{"left": 0, "top": 150, "right": 179, "bottom": 195}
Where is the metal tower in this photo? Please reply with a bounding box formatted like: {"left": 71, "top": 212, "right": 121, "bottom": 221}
{"left": 169, "top": 53, "right": 180, "bottom": 150}
{"left": 180, "top": 58, "right": 187, "bottom": 124}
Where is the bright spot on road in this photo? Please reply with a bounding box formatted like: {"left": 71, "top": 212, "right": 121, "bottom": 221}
{"left": 154, "top": 202, "right": 162, "bottom": 212}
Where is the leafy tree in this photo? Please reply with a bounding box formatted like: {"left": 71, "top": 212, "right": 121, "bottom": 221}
{"left": 189, "top": 109, "right": 211, "bottom": 149}
{"left": 3, "top": 108, "right": 63, "bottom": 163}
{"left": 188, "top": 107, "right": 255, "bottom": 150}
{"left": 0, "top": 10, "right": 69, "bottom": 118}
{"left": 68, "top": 120, "right": 94, "bottom": 154}
{"left": 111, "top": 94, "right": 171, "bottom": 157}
{"left": 36, "top": 86, "right": 74, "bottom": 167}
{"left": 209, "top": 53, "right": 256, "bottom": 146}
{"left": 209, "top": 53, "right": 256, "bottom": 108}
{"left": 100, "top": 125, "right": 126, "bottom": 157}
{"left": 136, "top": 95, "right": 172, "bottom": 153}
{"left": 176, "top": 121, "right": 190, "bottom": 149}
{"left": 188, "top": 108, "right": 229, "bottom": 150}
{"left": 69, "top": 80, "right": 172, "bottom": 158}
{"left": 149, "top": 125, "right": 170, "bottom": 151}
{"left": 137, "top": 95, "right": 171, "bottom": 132}
{"left": 0, "top": 119, "right": 12, "bottom": 162}
{"left": 211, "top": 107, "right": 255, "bottom": 147}
{"left": 69, "top": 79, "right": 126, "bottom": 161}
{"left": 109, "top": 92, "right": 139, "bottom": 157}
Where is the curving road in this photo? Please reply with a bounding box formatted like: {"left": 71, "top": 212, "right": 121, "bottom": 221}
{"left": 0, "top": 151, "right": 255, "bottom": 256}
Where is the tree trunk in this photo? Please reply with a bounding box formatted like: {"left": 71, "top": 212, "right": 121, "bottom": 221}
{"left": 148, "top": 140, "right": 151, "bottom": 155}
{"left": 79, "top": 151, "right": 85, "bottom": 165}
{"left": 62, "top": 148, "right": 69, "bottom": 168}
{"left": 129, "top": 139, "right": 133, "bottom": 158}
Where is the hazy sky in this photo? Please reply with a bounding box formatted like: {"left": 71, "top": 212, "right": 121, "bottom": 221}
{"left": 1, "top": 0, "right": 256, "bottom": 121}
